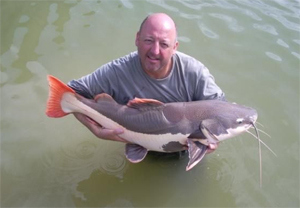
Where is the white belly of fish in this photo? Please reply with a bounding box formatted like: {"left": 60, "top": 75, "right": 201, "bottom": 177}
{"left": 121, "top": 130, "right": 188, "bottom": 152}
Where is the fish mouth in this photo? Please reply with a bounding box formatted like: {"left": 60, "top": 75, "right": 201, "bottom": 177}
{"left": 198, "top": 120, "right": 257, "bottom": 146}
{"left": 250, "top": 114, "right": 258, "bottom": 123}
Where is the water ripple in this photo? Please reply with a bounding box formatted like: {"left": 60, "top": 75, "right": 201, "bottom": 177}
{"left": 74, "top": 141, "right": 97, "bottom": 160}
{"left": 120, "top": 0, "right": 134, "bottom": 9}
{"left": 198, "top": 22, "right": 219, "bottom": 39}
{"left": 1, "top": 27, "right": 28, "bottom": 70}
{"left": 253, "top": 23, "right": 278, "bottom": 35}
{"left": 179, "top": 12, "right": 201, "bottom": 20}
{"left": 100, "top": 152, "right": 127, "bottom": 178}
{"left": 0, "top": 71, "right": 9, "bottom": 84}
{"left": 177, "top": 36, "right": 191, "bottom": 43}
{"left": 215, "top": 158, "right": 235, "bottom": 192}
{"left": 268, "top": 12, "right": 300, "bottom": 32}
{"left": 177, "top": 1, "right": 210, "bottom": 10}
{"left": 83, "top": 11, "right": 95, "bottom": 16}
{"left": 19, "top": 15, "right": 30, "bottom": 23}
{"left": 47, "top": 3, "right": 59, "bottom": 24}
{"left": 193, "top": 156, "right": 235, "bottom": 192}
{"left": 156, "top": 155, "right": 182, "bottom": 169}
{"left": 293, "top": 39, "right": 300, "bottom": 45}
{"left": 236, "top": 0, "right": 300, "bottom": 32}
{"left": 291, "top": 52, "right": 300, "bottom": 60}
{"left": 265, "top": 52, "right": 282, "bottom": 62}
{"left": 45, "top": 140, "right": 100, "bottom": 171}
{"left": 216, "top": 0, "right": 238, "bottom": 9}
{"left": 240, "top": 9, "right": 262, "bottom": 21}
{"left": 276, "top": 38, "right": 289, "bottom": 48}
{"left": 147, "top": 0, "right": 179, "bottom": 12}
{"left": 209, "top": 13, "right": 244, "bottom": 32}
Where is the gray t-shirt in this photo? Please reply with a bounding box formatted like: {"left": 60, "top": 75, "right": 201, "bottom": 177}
{"left": 68, "top": 51, "right": 225, "bottom": 104}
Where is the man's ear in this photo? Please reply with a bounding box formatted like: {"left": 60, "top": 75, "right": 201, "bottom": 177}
{"left": 173, "top": 41, "right": 179, "bottom": 53}
{"left": 135, "top": 32, "right": 140, "bottom": 47}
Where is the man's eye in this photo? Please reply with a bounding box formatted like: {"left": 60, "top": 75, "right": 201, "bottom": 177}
{"left": 144, "top": 39, "right": 152, "bottom": 43}
{"left": 161, "top": 43, "right": 169, "bottom": 48}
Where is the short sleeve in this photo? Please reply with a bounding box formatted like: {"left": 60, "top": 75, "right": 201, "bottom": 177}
{"left": 194, "top": 65, "right": 225, "bottom": 101}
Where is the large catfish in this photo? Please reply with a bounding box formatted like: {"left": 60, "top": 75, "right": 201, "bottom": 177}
{"left": 46, "top": 75, "right": 258, "bottom": 171}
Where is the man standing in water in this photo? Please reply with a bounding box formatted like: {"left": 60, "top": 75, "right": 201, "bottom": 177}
{"left": 68, "top": 13, "right": 225, "bottom": 154}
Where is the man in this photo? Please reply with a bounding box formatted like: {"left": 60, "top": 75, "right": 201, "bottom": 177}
{"left": 68, "top": 13, "right": 225, "bottom": 154}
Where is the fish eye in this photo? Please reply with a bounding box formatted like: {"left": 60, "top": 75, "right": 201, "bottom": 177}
{"left": 236, "top": 118, "right": 244, "bottom": 124}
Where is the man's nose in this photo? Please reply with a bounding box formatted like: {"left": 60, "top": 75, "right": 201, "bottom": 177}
{"left": 150, "top": 42, "right": 160, "bottom": 55}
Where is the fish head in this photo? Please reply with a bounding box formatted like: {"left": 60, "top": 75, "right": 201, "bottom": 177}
{"left": 199, "top": 103, "right": 258, "bottom": 145}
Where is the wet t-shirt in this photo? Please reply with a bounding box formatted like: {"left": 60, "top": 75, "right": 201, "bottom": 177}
{"left": 68, "top": 51, "right": 225, "bottom": 104}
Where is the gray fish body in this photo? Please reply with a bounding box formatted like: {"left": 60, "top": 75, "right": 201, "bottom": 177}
{"left": 77, "top": 95, "right": 257, "bottom": 147}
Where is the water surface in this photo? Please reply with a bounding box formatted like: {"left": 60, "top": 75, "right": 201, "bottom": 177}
{"left": 1, "top": 0, "right": 299, "bottom": 207}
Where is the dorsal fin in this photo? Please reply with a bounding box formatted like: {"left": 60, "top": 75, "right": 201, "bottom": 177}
{"left": 94, "top": 93, "right": 117, "bottom": 103}
{"left": 127, "top": 98, "right": 164, "bottom": 110}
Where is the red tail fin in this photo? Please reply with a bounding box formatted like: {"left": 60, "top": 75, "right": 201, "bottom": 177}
{"left": 46, "top": 75, "right": 75, "bottom": 117}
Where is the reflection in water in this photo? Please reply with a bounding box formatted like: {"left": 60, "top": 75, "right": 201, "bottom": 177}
{"left": 119, "top": 0, "right": 134, "bottom": 9}
{"left": 291, "top": 51, "right": 300, "bottom": 59}
{"left": 201, "top": 156, "right": 236, "bottom": 194}
{"left": 156, "top": 155, "right": 182, "bottom": 169}
{"left": 276, "top": 38, "right": 289, "bottom": 48}
{"left": 19, "top": 15, "right": 30, "bottom": 23}
{"left": 209, "top": 13, "right": 244, "bottom": 32}
{"left": 265, "top": 51, "right": 282, "bottom": 62}
{"left": 100, "top": 151, "right": 127, "bottom": 179}
{"left": 40, "top": 140, "right": 127, "bottom": 201}
{"left": 148, "top": 0, "right": 179, "bottom": 12}
{"left": 1, "top": 0, "right": 299, "bottom": 207}
{"left": 253, "top": 23, "right": 278, "bottom": 35}
{"left": 105, "top": 198, "right": 134, "bottom": 208}
{"left": 197, "top": 22, "right": 219, "bottom": 39}
{"left": 1, "top": 27, "right": 28, "bottom": 78}
{"left": 74, "top": 141, "right": 97, "bottom": 159}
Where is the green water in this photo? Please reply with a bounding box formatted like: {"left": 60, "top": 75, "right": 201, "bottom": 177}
{"left": 1, "top": 0, "right": 299, "bottom": 207}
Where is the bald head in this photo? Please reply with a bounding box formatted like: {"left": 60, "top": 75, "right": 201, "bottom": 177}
{"left": 139, "top": 13, "right": 177, "bottom": 41}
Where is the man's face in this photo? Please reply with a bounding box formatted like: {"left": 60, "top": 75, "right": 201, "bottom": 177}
{"left": 135, "top": 19, "right": 178, "bottom": 78}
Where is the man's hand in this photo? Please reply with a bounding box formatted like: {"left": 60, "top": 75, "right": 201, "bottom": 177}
{"left": 73, "top": 113, "right": 127, "bottom": 143}
{"left": 206, "top": 143, "right": 219, "bottom": 154}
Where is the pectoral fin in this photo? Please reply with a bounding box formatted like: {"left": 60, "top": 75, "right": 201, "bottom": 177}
{"left": 125, "top": 143, "right": 148, "bottom": 163}
{"left": 186, "top": 139, "right": 208, "bottom": 171}
{"left": 201, "top": 119, "right": 224, "bottom": 144}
